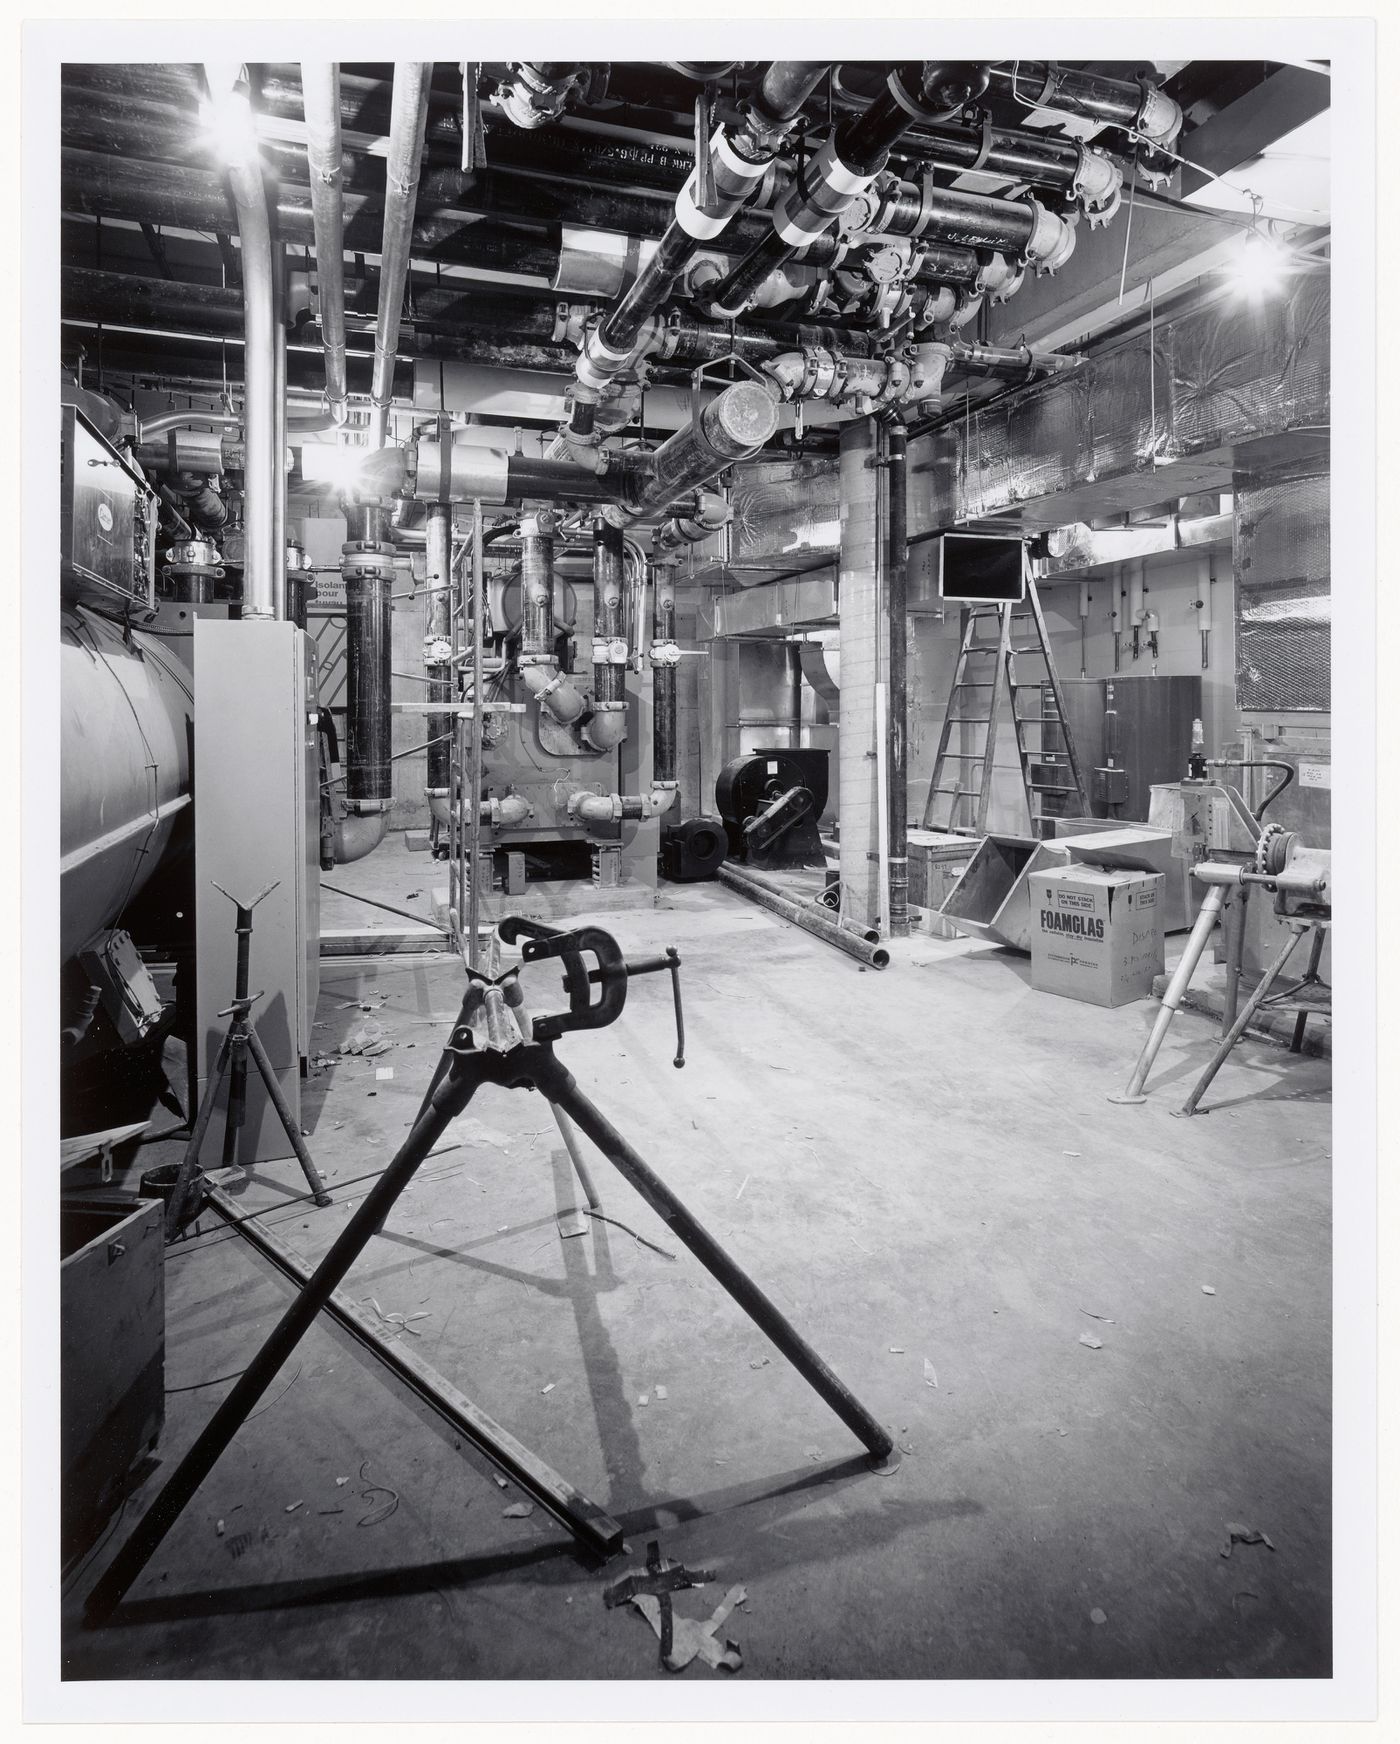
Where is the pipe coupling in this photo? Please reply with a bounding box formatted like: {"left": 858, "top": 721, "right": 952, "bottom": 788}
{"left": 341, "top": 540, "right": 397, "bottom": 582}
{"left": 593, "top": 637, "right": 630, "bottom": 666}
{"left": 499, "top": 63, "right": 586, "bottom": 130}
{"left": 423, "top": 635, "right": 453, "bottom": 664}
{"left": 675, "top": 126, "right": 774, "bottom": 241}
{"left": 1073, "top": 145, "right": 1124, "bottom": 227}
{"left": 648, "top": 641, "right": 682, "bottom": 669}
{"left": 1020, "top": 198, "right": 1077, "bottom": 276}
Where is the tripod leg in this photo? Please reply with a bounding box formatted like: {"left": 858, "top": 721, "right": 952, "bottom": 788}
{"left": 1290, "top": 927, "right": 1327, "bottom": 1053}
{"left": 85, "top": 1047, "right": 489, "bottom": 1622}
{"left": 553, "top": 1106, "right": 602, "bottom": 1211}
{"left": 220, "top": 1028, "right": 249, "bottom": 1170}
{"left": 245, "top": 1028, "right": 333, "bottom": 1206}
{"left": 1110, "top": 884, "right": 1226, "bottom": 1104}
{"left": 164, "top": 1028, "right": 233, "bottom": 1241}
{"left": 1178, "top": 926, "right": 1304, "bottom": 1117}
{"left": 533, "top": 1056, "right": 897, "bottom": 1471}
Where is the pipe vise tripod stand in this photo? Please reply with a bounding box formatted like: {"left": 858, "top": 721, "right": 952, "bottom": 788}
{"left": 87, "top": 917, "right": 897, "bottom": 1621}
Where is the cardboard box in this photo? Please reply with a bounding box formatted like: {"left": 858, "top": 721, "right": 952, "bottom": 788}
{"left": 1029, "top": 866, "right": 1165, "bottom": 1008}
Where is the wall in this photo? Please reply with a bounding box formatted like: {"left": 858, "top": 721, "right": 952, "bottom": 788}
{"left": 908, "top": 541, "right": 1240, "bottom": 837}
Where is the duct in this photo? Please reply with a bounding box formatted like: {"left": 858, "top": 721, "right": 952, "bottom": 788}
{"left": 205, "top": 62, "right": 278, "bottom": 619}
{"left": 497, "top": 63, "right": 590, "bottom": 131}
{"left": 915, "top": 278, "right": 1329, "bottom": 531}
{"left": 619, "top": 378, "right": 780, "bottom": 522}
{"left": 341, "top": 538, "right": 395, "bottom": 826}
{"left": 1233, "top": 461, "right": 1330, "bottom": 713}
{"left": 701, "top": 62, "right": 991, "bottom": 320}
{"left": 370, "top": 63, "right": 432, "bottom": 448}
{"left": 566, "top": 60, "right": 829, "bottom": 423}
{"left": 302, "top": 62, "right": 349, "bottom": 425}
{"left": 61, "top": 608, "right": 194, "bottom": 963}
{"left": 837, "top": 416, "right": 882, "bottom": 930}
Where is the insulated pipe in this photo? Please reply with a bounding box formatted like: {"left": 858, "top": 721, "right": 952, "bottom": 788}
{"left": 206, "top": 63, "right": 278, "bottom": 619}
{"left": 885, "top": 418, "right": 910, "bottom": 938}
{"left": 369, "top": 439, "right": 648, "bottom": 508}
{"left": 518, "top": 511, "right": 557, "bottom": 659}
{"left": 592, "top": 518, "right": 627, "bottom": 706}
{"left": 272, "top": 242, "right": 288, "bottom": 611}
{"left": 620, "top": 379, "right": 779, "bottom": 521}
{"left": 424, "top": 503, "right": 453, "bottom": 797}
{"left": 302, "top": 62, "right": 349, "bottom": 424}
{"left": 717, "top": 863, "right": 890, "bottom": 970}
{"left": 370, "top": 63, "right": 432, "bottom": 447}
{"left": 703, "top": 62, "right": 990, "bottom": 319}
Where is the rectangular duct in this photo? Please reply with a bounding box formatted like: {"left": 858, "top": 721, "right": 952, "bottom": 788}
{"left": 912, "top": 279, "right": 1329, "bottom": 532}
{"left": 1233, "top": 459, "right": 1330, "bottom": 713}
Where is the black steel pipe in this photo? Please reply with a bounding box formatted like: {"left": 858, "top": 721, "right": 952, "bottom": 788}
{"left": 869, "top": 179, "right": 1038, "bottom": 252}
{"left": 717, "top": 863, "right": 891, "bottom": 969}
{"left": 345, "top": 556, "right": 393, "bottom": 806}
{"left": 651, "top": 559, "right": 678, "bottom": 785}
{"left": 885, "top": 419, "right": 909, "bottom": 938}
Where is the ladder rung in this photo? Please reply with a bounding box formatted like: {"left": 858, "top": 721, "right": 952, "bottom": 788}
{"left": 945, "top": 752, "right": 988, "bottom": 760}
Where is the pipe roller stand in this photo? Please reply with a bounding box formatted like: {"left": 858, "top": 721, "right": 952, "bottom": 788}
{"left": 86, "top": 917, "right": 897, "bottom": 1623}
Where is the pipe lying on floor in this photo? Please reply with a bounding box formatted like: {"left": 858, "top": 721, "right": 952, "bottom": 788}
{"left": 718, "top": 862, "right": 890, "bottom": 969}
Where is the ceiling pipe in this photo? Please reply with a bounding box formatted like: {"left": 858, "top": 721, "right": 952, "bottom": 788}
{"left": 370, "top": 63, "right": 432, "bottom": 448}
{"left": 497, "top": 63, "right": 593, "bottom": 130}
{"left": 618, "top": 377, "right": 779, "bottom": 523}
{"left": 566, "top": 60, "right": 829, "bottom": 433}
{"left": 203, "top": 59, "right": 279, "bottom": 619}
{"left": 302, "top": 62, "right": 349, "bottom": 425}
{"left": 701, "top": 62, "right": 991, "bottom": 320}
{"left": 992, "top": 62, "right": 1182, "bottom": 153}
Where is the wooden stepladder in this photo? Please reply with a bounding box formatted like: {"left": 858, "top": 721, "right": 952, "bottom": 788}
{"left": 920, "top": 579, "right": 1089, "bottom": 839}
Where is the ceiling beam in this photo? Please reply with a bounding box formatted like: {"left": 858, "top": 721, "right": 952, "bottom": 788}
{"left": 1178, "top": 64, "right": 1330, "bottom": 198}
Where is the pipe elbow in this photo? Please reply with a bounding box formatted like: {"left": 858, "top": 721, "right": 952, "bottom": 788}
{"left": 581, "top": 702, "right": 628, "bottom": 752}
{"left": 333, "top": 809, "right": 390, "bottom": 864}
{"left": 522, "top": 662, "right": 589, "bottom": 727}
{"left": 570, "top": 790, "right": 621, "bottom": 826}
{"left": 493, "top": 791, "right": 532, "bottom": 828}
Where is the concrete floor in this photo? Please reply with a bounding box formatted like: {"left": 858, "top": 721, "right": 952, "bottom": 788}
{"left": 63, "top": 846, "right": 1332, "bottom": 1681}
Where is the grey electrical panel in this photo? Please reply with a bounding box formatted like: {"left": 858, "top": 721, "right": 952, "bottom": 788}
{"left": 60, "top": 406, "right": 157, "bottom": 611}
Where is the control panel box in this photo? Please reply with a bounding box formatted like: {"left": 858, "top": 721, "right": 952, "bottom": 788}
{"left": 61, "top": 406, "right": 157, "bottom": 611}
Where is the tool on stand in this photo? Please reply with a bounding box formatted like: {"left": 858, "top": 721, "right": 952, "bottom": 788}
{"left": 1110, "top": 756, "right": 1329, "bottom": 1112}
{"left": 86, "top": 917, "right": 896, "bottom": 1621}
{"left": 161, "top": 882, "right": 331, "bottom": 1238}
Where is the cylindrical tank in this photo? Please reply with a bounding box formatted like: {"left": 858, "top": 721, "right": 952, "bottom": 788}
{"left": 61, "top": 608, "right": 194, "bottom": 963}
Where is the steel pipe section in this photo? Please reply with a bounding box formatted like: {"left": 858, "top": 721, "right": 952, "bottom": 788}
{"left": 302, "top": 62, "right": 350, "bottom": 424}
{"left": 342, "top": 540, "right": 395, "bottom": 826}
{"left": 717, "top": 863, "right": 890, "bottom": 969}
{"left": 204, "top": 63, "right": 280, "bottom": 619}
{"left": 370, "top": 63, "right": 432, "bottom": 447}
{"left": 424, "top": 504, "right": 453, "bottom": 798}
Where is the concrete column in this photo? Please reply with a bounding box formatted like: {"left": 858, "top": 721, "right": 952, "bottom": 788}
{"left": 838, "top": 416, "right": 884, "bottom": 929}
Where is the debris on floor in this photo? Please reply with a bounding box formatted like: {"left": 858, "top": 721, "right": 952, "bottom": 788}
{"left": 654, "top": 1385, "right": 668, "bottom": 1400}
{"left": 1202, "top": 1285, "right": 1217, "bottom": 1295}
{"left": 503, "top": 1502, "right": 534, "bottom": 1519}
{"left": 923, "top": 1359, "right": 939, "bottom": 1388}
{"left": 357, "top": 1462, "right": 399, "bottom": 1527}
{"left": 1078, "top": 1333, "right": 1104, "bottom": 1350}
{"left": 1221, "top": 1523, "right": 1276, "bottom": 1557}
{"left": 341, "top": 1020, "right": 387, "bottom": 1055}
{"left": 1089, "top": 1607, "right": 1108, "bottom": 1625}
{"left": 631, "top": 1584, "right": 747, "bottom": 1673}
